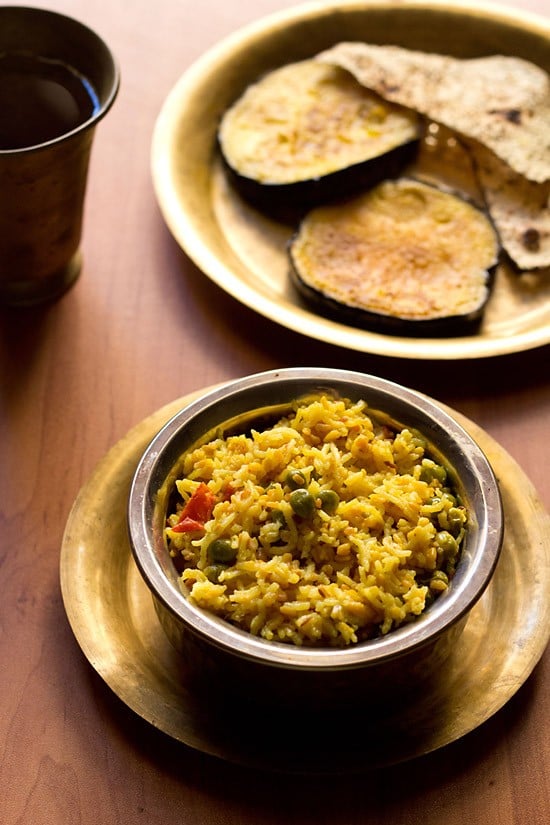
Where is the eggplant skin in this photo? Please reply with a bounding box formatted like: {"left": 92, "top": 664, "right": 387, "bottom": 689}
{"left": 218, "top": 60, "right": 421, "bottom": 215}
{"left": 289, "top": 178, "right": 500, "bottom": 337}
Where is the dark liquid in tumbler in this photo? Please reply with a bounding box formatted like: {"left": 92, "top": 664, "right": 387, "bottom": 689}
{"left": 0, "top": 53, "right": 99, "bottom": 150}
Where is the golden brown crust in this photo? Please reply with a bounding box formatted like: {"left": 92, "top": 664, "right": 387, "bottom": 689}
{"left": 218, "top": 59, "right": 420, "bottom": 186}
{"left": 316, "top": 43, "right": 550, "bottom": 184}
{"left": 289, "top": 178, "right": 499, "bottom": 332}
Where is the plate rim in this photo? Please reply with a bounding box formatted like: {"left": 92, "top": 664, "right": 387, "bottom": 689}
{"left": 60, "top": 385, "right": 550, "bottom": 772}
{"left": 151, "top": 0, "right": 550, "bottom": 361}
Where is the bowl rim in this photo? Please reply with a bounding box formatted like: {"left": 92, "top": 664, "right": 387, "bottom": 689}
{"left": 128, "top": 368, "right": 504, "bottom": 670}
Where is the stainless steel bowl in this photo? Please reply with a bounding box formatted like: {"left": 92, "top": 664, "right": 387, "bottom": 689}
{"left": 128, "top": 368, "right": 503, "bottom": 710}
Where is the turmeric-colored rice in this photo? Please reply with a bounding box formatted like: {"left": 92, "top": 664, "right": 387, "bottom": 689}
{"left": 165, "top": 394, "right": 466, "bottom": 647}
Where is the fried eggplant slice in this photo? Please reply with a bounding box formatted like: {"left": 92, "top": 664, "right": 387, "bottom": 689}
{"left": 218, "top": 60, "right": 421, "bottom": 214}
{"left": 316, "top": 43, "right": 550, "bottom": 184}
{"left": 315, "top": 42, "right": 550, "bottom": 269}
{"left": 289, "top": 178, "right": 500, "bottom": 336}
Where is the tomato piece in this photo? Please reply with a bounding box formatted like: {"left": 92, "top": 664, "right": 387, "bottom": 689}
{"left": 173, "top": 482, "right": 215, "bottom": 532}
{"left": 171, "top": 517, "right": 206, "bottom": 534}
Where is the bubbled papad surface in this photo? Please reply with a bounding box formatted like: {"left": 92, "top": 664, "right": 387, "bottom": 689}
{"left": 316, "top": 43, "right": 550, "bottom": 183}
{"left": 317, "top": 44, "right": 550, "bottom": 269}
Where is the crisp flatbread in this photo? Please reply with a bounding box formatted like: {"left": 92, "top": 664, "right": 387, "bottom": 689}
{"left": 317, "top": 43, "right": 550, "bottom": 268}
{"left": 468, "top": 141, "right": 550, "bottom": 271}
{"left": 316, "top": 43, "right": 550, "bottom": 184}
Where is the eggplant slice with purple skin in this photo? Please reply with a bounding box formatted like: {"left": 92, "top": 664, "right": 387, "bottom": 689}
{"left": 218, "top": 60, "right": 421, "bottom": 217}
{"left": 289, "top": 178, "right": 500, "bottom": 337}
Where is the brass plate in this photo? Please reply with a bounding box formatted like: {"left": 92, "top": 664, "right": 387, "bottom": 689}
{"left": 151, "top": 1, "right": 550, "bottom": 360}
{"left": 60, "top": 388, "right": 550, "bottom": 773}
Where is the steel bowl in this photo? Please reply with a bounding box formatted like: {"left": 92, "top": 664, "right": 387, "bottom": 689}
{"left": 128, "top": 368, "right": 503, "bottom": 712}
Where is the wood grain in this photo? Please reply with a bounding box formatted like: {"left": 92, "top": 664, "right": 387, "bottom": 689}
{"left": 1, "top": 2, "right": 548, "bottom": 824}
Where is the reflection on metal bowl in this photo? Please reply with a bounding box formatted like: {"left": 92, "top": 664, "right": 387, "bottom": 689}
{"left": 128, "top": 368, "right": 503, "bottom": 713}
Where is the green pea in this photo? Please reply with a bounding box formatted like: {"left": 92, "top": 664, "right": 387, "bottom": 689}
{"left": 286, "top": 468, "right": 307, "bottom": 489}
{"left": 419, "top": 460, "right": 447, "bottom": 485}
{"left": 436, "top": 531, "right": 458, "bottom": 559}
{"left": 318, "top": 489, "right": 339, "bottom": 514}
{"left": 429, "top": 570, "right": 449, "bottom": 592}
{"left": 447, "top": 506, "right": 466, "bottom": 535}
{"left": 289, "top": 488, "right": 316, "bottom": 518}
{"left": 270, "top": 508, "right": 287, "bottom": 527}
{"left": 431, "top": 570, "right": 449, "bottom": 584}
{"left": 208, "top": 538, "right": 237, "bottom": 565}
{"left": 410, "top": 431, "right": 428, "bottom": 451}
{"left": 204, "top": 564, "right": 226, "bottom": 583}
{"left": 429, "top": 492, "right": 457, "bottom": 510}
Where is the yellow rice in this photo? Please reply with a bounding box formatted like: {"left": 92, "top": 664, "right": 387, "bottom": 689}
{"left": 165, "top": 394, "right": 467, "bottom": 647}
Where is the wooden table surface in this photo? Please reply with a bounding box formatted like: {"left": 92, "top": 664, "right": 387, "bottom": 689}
{"left": 1, "top": 1, "right": 548, "bottom": 822}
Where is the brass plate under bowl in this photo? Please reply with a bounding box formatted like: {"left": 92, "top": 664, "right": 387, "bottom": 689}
{"left": 151, "top": 0, "right": 550, "bottom": 361}
{"left": 60, "top": 387, "right": 550, "bottom": 773}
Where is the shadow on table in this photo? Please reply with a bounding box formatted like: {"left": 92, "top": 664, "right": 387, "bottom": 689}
{"left": 89, "top": 653, "right": 543, "bottom": 815}
{"left": 169, "top": 248, "right": 550, "bottom": 407}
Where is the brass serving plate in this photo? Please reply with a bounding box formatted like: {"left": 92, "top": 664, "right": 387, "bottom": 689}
{"left": 151, "top": 1, "right": 550, "bottom": 360}
{"left": 60, "top": 388, "right": 550, "bottom": 773}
